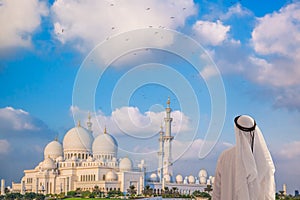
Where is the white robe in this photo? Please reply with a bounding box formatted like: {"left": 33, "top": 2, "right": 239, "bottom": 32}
{"left": 212, "top": 115, "right": 275, "bottom": 200}
{"left": 212, "top": 147, "right": 236, "bottom": 200}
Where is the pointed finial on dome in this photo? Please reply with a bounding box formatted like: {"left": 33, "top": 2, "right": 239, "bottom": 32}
{"left": 87, "top": 112, "right": 93, "bottom": 132}
{"left": 104, "top": 125, "right": 107, "bottom": 134}
{"left": 54, "top": 136, "right": 58, "bottom": 141}
{"left": 167, "top": 96, "right": 170, "bottom": 108}
{"left": 77, "top": 120, "right": 81, "bottom": 127}
{"left": 88, "top": 111, "right": 91, "bottom": 121}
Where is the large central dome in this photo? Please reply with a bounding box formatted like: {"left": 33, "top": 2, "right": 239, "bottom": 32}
{"left": 63, "top": 124, "right": 93, "bottom": 159}
{"left": 92, "top": 128, "right": 118, "bottom": 160}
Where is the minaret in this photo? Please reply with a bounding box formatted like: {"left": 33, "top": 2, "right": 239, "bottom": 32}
{"left": 163, "top": 97, "right": 174, "bottom": 179}
{"left": 1, "top": 179, "right": 4, "bottom": 195}
{"left": 283, "top": 184, "right": 287, "bottom": 196}
{"left": 157, "top": 124, "right": 164, "bottom": 183}
{"left": 87, "top": 112, "right": 93, "bottom": 133}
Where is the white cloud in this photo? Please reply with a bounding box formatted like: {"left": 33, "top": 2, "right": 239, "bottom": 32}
{"left": 192, "top": 20, "right": 230, "bottom": 46}
{"left": 172, "top": 139, "right": 233, "bottom": 160}
{"left": 0, "top": 107, "right": 56, "bottom": 185}
{"left": 0, "top": 107, "right": 40, "bottom": 131}
{"left": 221, "top": 3, "right": 252, "bottom": 20}
{"left": 200, "top": 65, "right": 218, "bottom": 80}
{"left": 0, "top": 140, "right": 10, "bottom": 154}
{"left": 279, "top": 141, "right": 300, "bottom": 159}
{"left": 252, "top": 2, "right": 300, "bottom": 56}
{"left": 51, "top": 0, "right": 196, "bottom": 50}
{"left": 0, "top": 0, "right": 48, "bottom": 49}
{"left": 249, "top": 2, "right": 300, "bottom": 87}
{"left": 71, "top": 106, "right": 192, "bottom": 137}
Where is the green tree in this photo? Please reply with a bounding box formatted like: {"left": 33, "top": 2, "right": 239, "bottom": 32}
{"left": 204, "top": 185, "right": 213, "bottom": 193}
{"left": 81, "top": 190, "right": 91, "bottom": 198}
{"left": 108, "top": 189, "right": 123, "bottom": 197}
{"left": 67, "top": 190, "right": 76, "bottom": 197}
{"left": 35, "top": 193, "right": 45, "bottom": 200}
{"left": 192, "top": 190, "right": 211, "bottom": 199}
{"left": 5, "top": 193, "right": 23, "bottom": 200}
{"left": 92, "top": 185, "right": 102, "bottom": 197}
{"left": 24, "top": 192, "right": 36, "bottom": 200}
{"left": 143, "top": 185, "right": 153, "bottom": 197}
{"left": 127, "top": 185, "right": 137, "bottom": 196}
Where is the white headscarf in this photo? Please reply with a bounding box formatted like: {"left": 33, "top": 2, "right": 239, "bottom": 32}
{"left": 234, "top": 115, "right": 275, "bottom": 200}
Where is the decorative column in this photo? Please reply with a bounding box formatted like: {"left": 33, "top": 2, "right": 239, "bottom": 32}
{"left": 163, "top": 97, "right": 174, "bottom": 180}
{"left": 157, "top": 125, "right": 164, "bottom": 183}
{"left": 1, "top": 179, "right": 5, "bottom": 195}
{"left": 87, "top": 112, "right": 93, "bottom": 133}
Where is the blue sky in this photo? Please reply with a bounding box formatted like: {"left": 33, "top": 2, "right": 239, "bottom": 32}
{"left": 0, "top": 0, "right": 300, "bottom": 194}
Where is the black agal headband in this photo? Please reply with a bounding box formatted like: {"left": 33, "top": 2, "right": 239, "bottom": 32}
{"left": 234, "top": 115, "right": 256, "bottom": 132}
{"left": 234, "top": 115, "right": 256, "bottom": 152}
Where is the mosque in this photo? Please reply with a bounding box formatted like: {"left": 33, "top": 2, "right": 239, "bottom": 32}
{"left": 11, "top": 99, "right": 214, "bottom": 195}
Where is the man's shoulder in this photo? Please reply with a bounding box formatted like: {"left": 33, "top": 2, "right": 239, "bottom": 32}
{"left": 219, "top": 146, "right": 236, "bottom": 161}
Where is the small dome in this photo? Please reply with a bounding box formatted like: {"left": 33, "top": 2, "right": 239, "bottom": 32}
{"left": 44, "top": 140, "right": 63, "bottom": 160}
{"left": 43, "top": 157, "right": 56, "bottom": 170}
{"left": 207, "top": 179, "right": 211, "bottom": 185}
{"left": 164, "top": 174, "right": 171, "bottom": 183}
{"left": 199, "top": 176, "right": 206, "bottom": 184}
{"left": 63, "top": 126, "right": 93, "bottom": 152}
{"left": 188, "top": 175, "right": 195, "bottom": 184}
{"left": 199, "top": 169, "right": 208, "bottom": 178}
{"left": 106, "top": 171, "right": 118, "bottom": 181}
{"left": 92, "top": 131, "right": 118, "bottom": 158}
{"left": 176, "top": 174, "right": 183, "bottom": 183}
{"left": 119, "top": 157, "right": 133, "bottom": 171}
{"left": 149, "top": 173, "right": 158, "bottom": 182}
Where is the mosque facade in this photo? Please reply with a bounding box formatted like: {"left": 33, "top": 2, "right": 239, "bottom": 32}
{"left": 12, "top": 99, "right": 214, "bottom": 195}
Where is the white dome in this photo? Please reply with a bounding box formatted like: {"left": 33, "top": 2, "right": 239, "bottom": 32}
{"left": 43, "top": 157, "right": 56, "bottom": 170}
{"left": 211, "top": 176, "right": 215, "bottom": 184}
{"left": 119, "top": 157, "right": 133, "bottom": 171}
{"left": 199, "top": 169, "right": 208, "bottom": 178}
{"left": 92, "top": 132, "right": 118, "bottom": 158}
{"left": 149, "top": 173, "right": 158, "bottom": 182}
{"left": 106, "top": 171, "right": 118, "bottom": 181}
{"left": 188, "top": 175, "right": 195, "bottom": 184}
{"left": 199, "top": 176, "right": 206, "bottom": 184}
{"left": 63, "top": 126, "right": 93, "bottom": 152}
{"left": 176, "top": 174, "right": 183, "bottom": 183}
{"left": 164, "top": 174, "right": 171, "bottom": 183}
{"left": 44, "top": 140, "right": 63, "bottom": 160}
